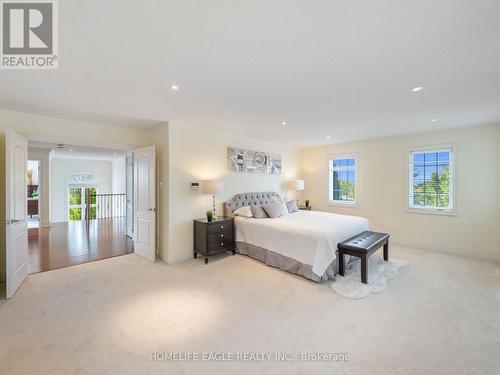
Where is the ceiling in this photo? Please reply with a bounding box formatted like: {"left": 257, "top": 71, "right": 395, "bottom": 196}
{"left": 29, "top": 141, "right": 128, "bottom": 161}
{"left": 1, "top": 0, "right": 499, "bottom": 146}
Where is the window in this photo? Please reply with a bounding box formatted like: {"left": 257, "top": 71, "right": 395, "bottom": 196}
{"left": 68, "top": 187, "right": 83, "bottom": 221}
{"left": 329, "top": 155, "right": 357, "bottom": 205}
{"left": 68, "top": 187, "right": 97, "bottom": 221}
{"left": 67, "top": 173, "right": 98, "bottom": 221}
{"left": 408, "top": 146, "right": 455, "bottom": 214}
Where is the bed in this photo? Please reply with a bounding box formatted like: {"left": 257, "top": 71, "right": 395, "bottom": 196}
{"left": 223, "top": 192, "right": 371, "bottom": 282}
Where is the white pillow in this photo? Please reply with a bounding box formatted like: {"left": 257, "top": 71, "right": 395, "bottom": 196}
{"left": 233, "top": 205, "right": 254, "bottom": 218}
{"left": 271, "top": 196, "right": 289, "bottom": 216}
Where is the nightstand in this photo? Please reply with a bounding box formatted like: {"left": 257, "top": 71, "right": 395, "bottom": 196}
{"left": 193, "top": 217, "right": 235, "bottom": 264}
{"left": 299, "top": 206, "right": 312, "bottom": 211}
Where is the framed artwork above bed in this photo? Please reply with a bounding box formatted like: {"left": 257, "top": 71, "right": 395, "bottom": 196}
{"left": 228, "top": 147, "right": 281, "bottom": 174}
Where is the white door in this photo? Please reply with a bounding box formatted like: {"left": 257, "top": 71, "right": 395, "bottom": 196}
{"left": 126, "top": 154, "right": 134, "bottom": 238}
{"left": 133, "top": 146, "right": 156, "bottom": 262}
{"left": 5, "top": 130, "right": 28, "bottom": 298}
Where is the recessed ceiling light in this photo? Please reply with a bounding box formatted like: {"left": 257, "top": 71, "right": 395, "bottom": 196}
{"left": 113, "top": 152, "right": 117, "bottom": 155}
{"left": 68, "top": 149, "right": 73, "bottom": 152}
{"left": 281, "top": 121, "right": 287, "bottom": 125}
{"left": 431, "top": 118, "right": 438, "bottom": 122}
{"left": 171, "top": 84, "right": 179, "bottom": 91}
{"left": 325, "top": 136, "right": 331, "bottom": 140}
{"left": 411, "top": 86, "right": 424, "bottom": 92}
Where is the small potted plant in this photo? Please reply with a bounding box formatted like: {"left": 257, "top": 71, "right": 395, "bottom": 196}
{"left": 206, "top": 210, "right": 213, "bottom": 222}
{"left": 305, "top": 199, "right": 310, "bottom": 208}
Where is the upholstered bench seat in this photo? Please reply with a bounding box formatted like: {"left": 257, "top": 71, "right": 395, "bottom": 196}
{"left": 338, "top": 231, "right": 390, "bottom": 284}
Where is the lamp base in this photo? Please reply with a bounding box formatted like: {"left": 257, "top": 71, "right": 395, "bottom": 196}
{"left": 212, "top": 194, "right": 217, "bottom": 220}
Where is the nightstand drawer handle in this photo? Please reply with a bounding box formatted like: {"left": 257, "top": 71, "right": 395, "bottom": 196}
{"left": 220, "top": 242, "right": 224, "bottom": 246}
{"left": 220, "top": 234, "right": 224, "bottom": 238}
{"left": 220, "top": 225, "right": 224, "bottom": 229}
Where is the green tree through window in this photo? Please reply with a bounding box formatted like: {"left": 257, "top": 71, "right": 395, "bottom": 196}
{"left": 410, "top": 149, "right": 453, "bottom": 210}
{"left": 329, "top": 157, "right": 356, "bottom": 204}
{"left": 68, "top": 186, "right": 98, "bottom": 221}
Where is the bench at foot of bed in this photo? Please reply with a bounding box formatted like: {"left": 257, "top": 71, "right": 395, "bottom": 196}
{"left": 338, "top": 231, "right": 389, "bottom": 284}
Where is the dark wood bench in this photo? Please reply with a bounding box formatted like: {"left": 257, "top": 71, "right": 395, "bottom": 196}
{"left": 338, "top": 231, "right": 390, "bottom": 284}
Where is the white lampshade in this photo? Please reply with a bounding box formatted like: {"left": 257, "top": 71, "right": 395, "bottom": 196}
{"left": 289, "top": 179, "right": 304, "bottom": 191}
{"left": 202, "top": 180, "right": 223, "bottom": 195}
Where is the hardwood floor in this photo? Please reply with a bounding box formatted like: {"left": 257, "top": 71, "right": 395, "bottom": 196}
{"left": 28, "top": 218, "right": 134, "bottom": 274}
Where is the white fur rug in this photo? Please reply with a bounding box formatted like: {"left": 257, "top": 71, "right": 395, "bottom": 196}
{"left": 329, "top": 256, "right": 408, "bottom": 299}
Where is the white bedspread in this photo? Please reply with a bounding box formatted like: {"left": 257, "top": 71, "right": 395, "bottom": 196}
{"left": 235, "top": 210, "right": 371, "bottom": 276}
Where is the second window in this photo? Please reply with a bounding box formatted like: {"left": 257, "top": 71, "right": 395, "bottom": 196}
{"left": 329, "top": 155, "right": 357, "bottom": 205}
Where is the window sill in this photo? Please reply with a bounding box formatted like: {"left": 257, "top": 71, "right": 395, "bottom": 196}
{"left": 406, "top": 207, "right": 457, "bottom": 217}
{"left": 328, "top": 201, "right": 358, "bottom": 208}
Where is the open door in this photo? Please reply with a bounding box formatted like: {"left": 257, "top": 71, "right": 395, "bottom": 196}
{"left": 126, "top": 154, "right": 134, "bottom": 238}
{"left": 5, "top": 130, "right": 28, "bottom": 298}
{"left": 133, "top": 145, "right": 156, "bottom": 262}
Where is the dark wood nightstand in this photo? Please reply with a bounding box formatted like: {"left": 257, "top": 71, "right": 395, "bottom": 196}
{"left": 193, "top": 217, "right": 235, "bottom": 264}
{"left": 299, "top": 206, "right": 311, "bottom": 211}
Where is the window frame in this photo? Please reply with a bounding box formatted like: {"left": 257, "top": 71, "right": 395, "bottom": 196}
{"left": 68, "top": 186, "right": 98, "bottom": 221}
{"left": 406, "top": 144, "right": 457, "bottom": 216}
{"left": 327, "top": 153, "right": 359, "bottom": 207}
{"left": 66, "top": 172, "right": 99, "bottom": 222}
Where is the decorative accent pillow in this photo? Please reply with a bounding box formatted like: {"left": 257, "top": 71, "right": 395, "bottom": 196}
{"left": 272, "top": 196, "right": 289, "bottom": 216}
{"left": 251, "top": 205, "right": 268, "bottom": 219}
{"left": 286, "top": 200, "right": 299, "bottom": 213}
{"left": 233, "top": 205, "right": 253, "bottom": 218}
{"left": 262, "top": 201, "right": 284, "bottom": 218}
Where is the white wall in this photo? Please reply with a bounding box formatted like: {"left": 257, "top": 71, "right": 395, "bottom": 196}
{"left": 166, "top": 123, "right": 300, "bottom": 263}
{"left": 301, "top": 123, "right": 500, "bottom": 261}
{"left": 50, "top": 159, "right": 113, "bottom": 223}
{"left": 111, "top": 156, "right": 126, "bottom": 194}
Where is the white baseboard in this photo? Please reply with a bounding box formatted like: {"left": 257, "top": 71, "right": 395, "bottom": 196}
{"left": 392, "top": 238, "right": 500, "bottom": 263}
{"left": 162, "top": 251, "right": 193, "bottom": 264}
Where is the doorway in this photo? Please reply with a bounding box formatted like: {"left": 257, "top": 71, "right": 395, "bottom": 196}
{"left": 26, "top": 142, "right": 134, "bottom": 274}
{"left": 5, "top": 130, "right": 157, "bottom": 298}
{"left": 27, "top": 160, "right": 40, "bottom": 228}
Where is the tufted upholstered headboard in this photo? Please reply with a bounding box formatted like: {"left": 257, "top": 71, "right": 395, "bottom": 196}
{"left": 223, "top": 192, "right": 282, "bottom": 217}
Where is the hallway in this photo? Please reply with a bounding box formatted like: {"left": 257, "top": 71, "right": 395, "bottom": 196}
{"left": 28, "top": 218, "right": 133, "bottom": 274}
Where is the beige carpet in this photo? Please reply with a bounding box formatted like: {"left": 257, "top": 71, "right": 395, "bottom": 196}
{"left": 1, "top": 245, "right": 499, "bottom": 375}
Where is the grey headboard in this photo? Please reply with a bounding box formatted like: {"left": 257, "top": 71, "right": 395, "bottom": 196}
{"left": 223, "top": 192, "right": 281, "bottom": 217}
